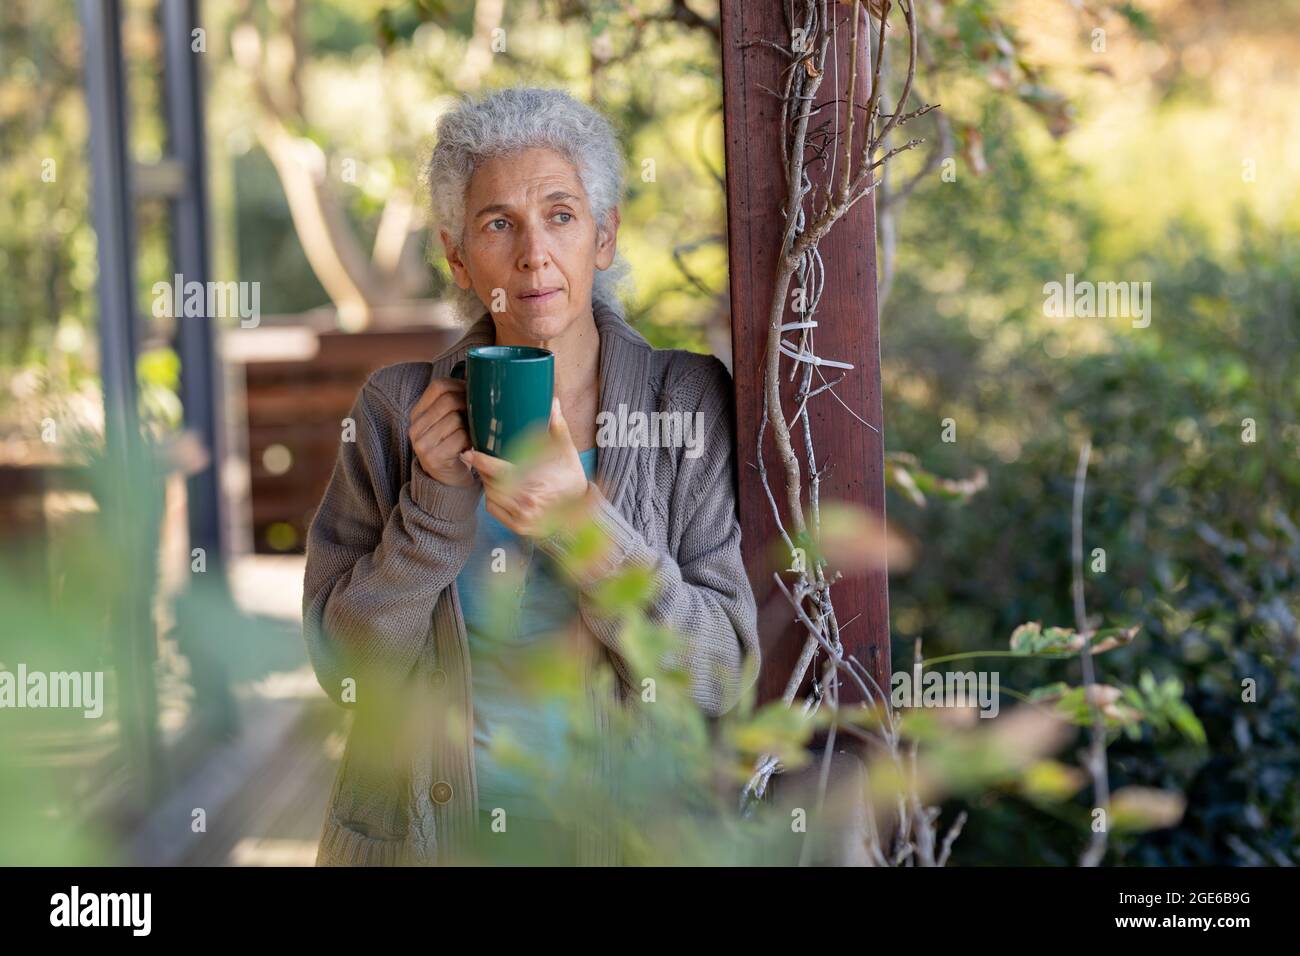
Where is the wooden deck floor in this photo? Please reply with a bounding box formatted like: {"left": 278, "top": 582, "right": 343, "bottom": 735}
{"left": 127, "top": 555, "right": 349, "bottom": 866}
{"left": 176, "top": 696, "right": 345, "bottom": 866}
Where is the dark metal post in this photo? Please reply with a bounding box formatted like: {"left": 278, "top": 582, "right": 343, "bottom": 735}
{"left": 81, "top": 0, "right": 165, "bottom": 803}
{"left": 159, "top": 0, "right": 240, "bottom": 738}
{"left": 161, "top": 0, "right": 227, "bottom": 575}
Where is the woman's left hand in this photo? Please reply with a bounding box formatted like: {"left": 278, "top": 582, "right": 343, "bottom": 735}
{"left": 460, "top": 396, "right": 594, "bottom": 538}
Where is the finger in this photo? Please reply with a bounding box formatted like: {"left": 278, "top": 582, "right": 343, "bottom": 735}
{"left": 463, "top": 449, "right": 513, "bottom": 481}
{"left": 415, "top": 388, "right": 467, "bottom": 430}
{"left": 547, "top": 397, "right": 582, "bottom": 461}
{"left": 413, "top": 418, "right": 465, "bottom": 470}
{"left": 413, "top": 429, "right": 469, "bottom": 479}
{"left": 412, "top": 376, "right": 466, "bottom": 421}
{"left": 548, "top": 396, "right": 567, "bottom": 436}
{"left": 410, "top": 391, "right": 467, "bottom": 442}
{"left": 411, "top": 377, "right": 452, "bottom": 420}
{"left": 485, "top": 492, "right": 521, "bottom": 529}
{"left": 422, "top": 411, "right": 469, "bottom": 453}
{"left": 411, "top": 407, "right": 465, "bottom": 453}
{"left": 437, "top": 426, "right": 471, "bottom": 456}
{"left": 500, "top": 485, "right": 538, "bottom": 524}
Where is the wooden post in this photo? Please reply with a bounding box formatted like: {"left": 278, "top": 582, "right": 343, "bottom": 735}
{"left": 720, "top": 1, "right": 891, "bottom": 705}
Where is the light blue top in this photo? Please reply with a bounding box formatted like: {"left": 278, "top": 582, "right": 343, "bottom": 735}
{"left": 456, "top": 447, "right": 598, "bottom": 821}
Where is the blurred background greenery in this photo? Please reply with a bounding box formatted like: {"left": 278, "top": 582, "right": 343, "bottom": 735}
{"left": 0, "top": 0, "right": 1296, "bottom": 865}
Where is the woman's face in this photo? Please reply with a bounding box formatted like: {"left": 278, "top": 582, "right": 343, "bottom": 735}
{"left": 441, "top": 146, "right": 619, "bottom": 342}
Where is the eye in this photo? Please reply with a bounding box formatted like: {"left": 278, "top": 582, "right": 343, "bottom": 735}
{"left": 552, "top": 211, "right": 574, "bottom": 224}
{"left": 486, "top": 218, "right": 509, "bottom": 231}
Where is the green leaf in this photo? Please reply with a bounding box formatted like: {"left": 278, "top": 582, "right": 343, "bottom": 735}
{"left": 884, "top": 452, "right": 987, "bottom": 506}
{"left": 1019, "top": 759, "right": 1086, "bottom": 804}
{"left": 1115, "top": 3, "right": 1157, "bottom": 39}
{"left": 590, "top": 564, "right": 658, "bottom": 614}
{"left": 1009, "top": 621, "right": 1139, "bottom": 656}
{"left": 1009, "top": 621, "right": 1081, "bottom": 655}
{"left": 1110, "top": 787, "right": 1185, "bottom": 832}
{"left": 726, "top": 702, "right": 816, "bottom": 769}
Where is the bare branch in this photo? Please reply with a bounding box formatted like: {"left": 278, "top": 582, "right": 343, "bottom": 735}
{"left": 1073, "top": 439, "right": 1112, "bottom": 868}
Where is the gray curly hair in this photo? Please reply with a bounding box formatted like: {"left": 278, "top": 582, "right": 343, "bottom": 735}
{"left": 424, "top": 86, "right": 633, "bottom": 326}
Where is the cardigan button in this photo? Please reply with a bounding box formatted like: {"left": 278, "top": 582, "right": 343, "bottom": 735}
{"left": 429, "top": 668, "right": 447, "bottom": 689}
{"left": 430, "top": 781, "right": 454, "bottom": 805}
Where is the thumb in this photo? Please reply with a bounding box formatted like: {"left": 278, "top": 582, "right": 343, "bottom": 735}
{"left": 549, "top": 396, "right": 568, "bottom": 436}
{"left": 549, "top": 396, "right": 578, "bottom": 455}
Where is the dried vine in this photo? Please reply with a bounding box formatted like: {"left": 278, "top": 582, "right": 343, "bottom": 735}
{"left": 738, "top": 0, "right": 960, "bottom": 866}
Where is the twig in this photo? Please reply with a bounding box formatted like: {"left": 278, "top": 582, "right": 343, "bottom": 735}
{"left": 1072, "top": 439, "right": 1110, "bottom": 867}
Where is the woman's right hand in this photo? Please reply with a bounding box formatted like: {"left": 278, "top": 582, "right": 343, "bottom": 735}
{"left": 409, "top": 377, "right": 476, "bottom": 487}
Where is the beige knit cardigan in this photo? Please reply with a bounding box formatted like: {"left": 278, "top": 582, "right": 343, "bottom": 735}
{"left": 302, "top": 300, "right": 760, "bottom": 866}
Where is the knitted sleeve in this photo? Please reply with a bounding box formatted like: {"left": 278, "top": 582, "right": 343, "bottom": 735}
{"left": 301, "top": 375, "right": 481, "bottom": 707}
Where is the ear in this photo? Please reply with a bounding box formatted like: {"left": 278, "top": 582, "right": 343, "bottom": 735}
{"left": 594, "top": 207, "right": 620, "bottom": 271}
{"left": 440, "top": 228, "right": 473, "bottom": 290}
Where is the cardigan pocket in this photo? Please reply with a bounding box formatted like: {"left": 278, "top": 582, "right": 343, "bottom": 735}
{"left": 315, "top": 709, "right": 414, "bottom": 866}
{"left": 316, "top": 811, "right": 410, "bottom": 867}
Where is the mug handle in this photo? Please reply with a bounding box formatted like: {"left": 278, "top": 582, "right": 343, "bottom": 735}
{"left": 449, "top": 359, "right": 466, "bottom": 381}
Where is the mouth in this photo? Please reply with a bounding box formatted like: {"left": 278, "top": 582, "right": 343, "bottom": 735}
{"left": 516, "top": 286, "right": 562, "bottom": 304}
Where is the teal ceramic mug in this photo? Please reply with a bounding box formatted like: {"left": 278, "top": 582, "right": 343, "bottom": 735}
{"left": 449, "top": 345, "right": 555, "bottom": 461}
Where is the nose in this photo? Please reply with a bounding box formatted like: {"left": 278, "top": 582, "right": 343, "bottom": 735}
{"left": 516, "top": 222, "right": 550, "bottom": 272}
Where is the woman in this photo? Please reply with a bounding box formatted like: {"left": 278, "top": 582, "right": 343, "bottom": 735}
{"left": 302, "top": 87, "right": 759, "bottom": 866}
